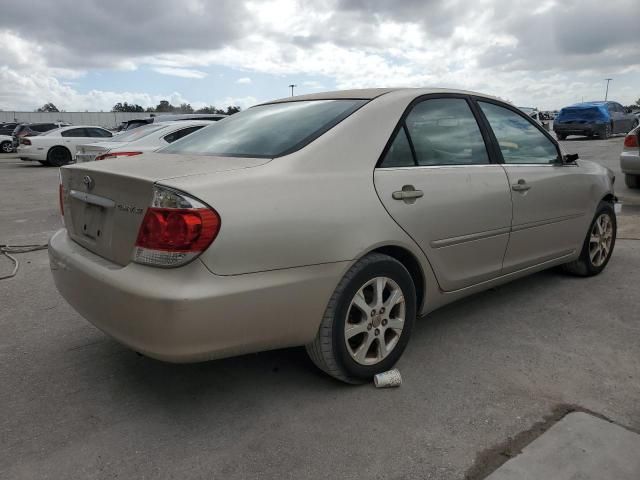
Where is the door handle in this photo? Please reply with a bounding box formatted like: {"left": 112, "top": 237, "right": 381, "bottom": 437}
{"left": 511, "top": 179, "right": 531, "bottom": 192}
{"left": 392, "top": 185, "right": 424, "bottom": 204}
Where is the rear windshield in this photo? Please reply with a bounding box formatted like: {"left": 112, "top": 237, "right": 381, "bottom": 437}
{"left": 557, "top": 107, "right": 606, "bottom": 121}
{"left": 110, "top": 123, "right": 166, "bottom": 142}
{"left": 161, "top": 99, "right": 368, "bottom": 158}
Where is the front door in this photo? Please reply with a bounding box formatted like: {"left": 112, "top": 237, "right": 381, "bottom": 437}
{"left": 476, "top": 100, "right": 591, "bottom": 272}
{"left": 374, "top": 96, "right": 512, "bottom": 291}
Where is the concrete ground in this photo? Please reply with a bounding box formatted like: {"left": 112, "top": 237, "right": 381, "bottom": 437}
{"left": 1, "top": 136, "right": 639, "bottom": 480}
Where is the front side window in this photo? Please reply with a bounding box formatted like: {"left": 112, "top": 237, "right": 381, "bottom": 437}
{"left": 479, "top": 102, "right": 559, "bottom": 165}
{"left": 404, "top": 98, "right": 489, "bottom": 166}
{"left": 161, "top": 99, "right": 367, "bottom": 158}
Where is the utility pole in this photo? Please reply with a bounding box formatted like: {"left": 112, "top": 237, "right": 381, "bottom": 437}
{"left": 604, "top": 78, "right": 612, "bottom": 101}
{"left": 288, "top": 84, "right": 297, "bottom": 97}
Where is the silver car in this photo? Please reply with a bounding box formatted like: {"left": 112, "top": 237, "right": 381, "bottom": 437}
{"left": 620, "top": 125, "right": 640, "bottom": 188}
{"left": 75, "top": 121, "right": 211, "bottom": 163}
{"left": 49, "top": 88, "right": 617, "bottom": 383}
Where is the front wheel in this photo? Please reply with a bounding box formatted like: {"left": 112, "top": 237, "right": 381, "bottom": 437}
{"left": 306, "top": 253, "right": 416, "bottom": 383}
{"left": 562, "top": 201, "right": 616, "bottom": 276}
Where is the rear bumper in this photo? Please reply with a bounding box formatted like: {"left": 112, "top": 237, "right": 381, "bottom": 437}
{"left": 48, "top": 229, "right": 345, "bottom": 362}
{"left": 620, "top": 151, "right": 640, "bottom": 175}
{"left": 553, "top": 123, "right": 605, "bottom": 136}
{"left": 17, "top": 147, "right": 46, "bottom": 162}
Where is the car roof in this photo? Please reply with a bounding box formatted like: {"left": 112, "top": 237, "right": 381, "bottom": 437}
{"left": 569, "top": 101, "right": 611, "bottom": 107}
{"left": 262, "top": 87, "right": 503, "bottom": 105}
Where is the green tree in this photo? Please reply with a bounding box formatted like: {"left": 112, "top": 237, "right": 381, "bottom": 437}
{"left": 154, "top": 100, "right": 175, "bottom": 113}
{"left": 635, "top": 98, "right": 640, "bottom": 108}
{"left": 178, "top": 103, "right": 194, "bottom": 113}
{"left": 112, "top": 102, "right": 144, "bottom": 112}
{"left": 37, "top": 102, "right": 59, "bottom": 112}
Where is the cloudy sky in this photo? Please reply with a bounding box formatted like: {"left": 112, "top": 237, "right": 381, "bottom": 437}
{"left": 1, "top": 0, "right": 638, "bottom": 112}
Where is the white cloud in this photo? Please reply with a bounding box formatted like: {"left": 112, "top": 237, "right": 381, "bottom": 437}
{"left": 236, "top": 77, "right": 252, "bottom": 84}
{"left": 152, "top": 67, "right": 207, "bottom": 79}
{"left": 214, "top": 96, "right": 259, "bottom": 109}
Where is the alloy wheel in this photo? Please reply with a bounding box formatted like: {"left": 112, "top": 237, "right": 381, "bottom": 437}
{"left": 1, "top": 142, "right": 12, "bottom": 153}
{"left": 589, "top": 213, "right": 613, "bottom": 267}
{"left": 344, "top": 276, "right": 406, "bottom": 366}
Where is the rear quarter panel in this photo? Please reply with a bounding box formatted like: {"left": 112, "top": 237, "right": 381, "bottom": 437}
{"left": 161, "top": 93, "right": 429, "bottom": 277}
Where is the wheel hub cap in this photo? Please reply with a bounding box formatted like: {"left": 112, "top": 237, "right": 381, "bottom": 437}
{"left": 344, "top": 276, "right": 406, "bottom": 366}
{"left": 589, "top": 213, "right": 613, "bottom": 267}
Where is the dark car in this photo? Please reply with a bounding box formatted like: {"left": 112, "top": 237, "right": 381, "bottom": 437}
{"left": 0, "top": 122, "right": 19, "bottom": 136}
{"left": 119, "top": 113, "right": 226, "bottom": 131}
{"left": 553, "top": 101, "right": 638, "bottom": 140}
{"left": 12, "top": 122, "right": 70, "bottom": 148}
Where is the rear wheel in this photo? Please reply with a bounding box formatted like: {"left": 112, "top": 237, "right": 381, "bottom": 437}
{"left": 625, "top": 174, "right": 640, "bottom": 189}
{"left": 46, "top": 146, "right": 71, "bottom": 167}
{"left": 306, "top": 253, "right": 416, "bottom": 383}
{"left": 1, "top": 141, "right": 13, "bottom": 153}
{"left": 562, "top": 201, "right": 616, "bottom": 276}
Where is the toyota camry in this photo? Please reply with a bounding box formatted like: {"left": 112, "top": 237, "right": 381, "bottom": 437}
{"left": 49, "top": 88, "right": 617, "bottom": 383}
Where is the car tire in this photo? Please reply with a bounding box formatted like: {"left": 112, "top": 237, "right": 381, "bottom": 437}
{"left": 625, "top": 174, "right": 640, "bottom": 189}
{"left": 1, "top": 141, "right": 13, "bottom": 153}
{"left": 306, "top": 253, "right": 416, "bottom": 384}
{"left": 46, "top": 146, "right": 72, "bottom": 167}
{"left": 600, "top": 124, "right": 611, "bottom": 139}
{"left": 556, "top": 133, "right": 566, "bottom": 140}
{"left": 562, "top": 201, "right": 616, "bottom": 277}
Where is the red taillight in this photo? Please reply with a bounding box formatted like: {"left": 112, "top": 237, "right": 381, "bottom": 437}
{"left": 135, "top": 208, "right": 219, "bottom": 251}
{"left": 20, "top": 138, "right": 31, "bottom": 145}
{"left": 58, "top": 183, "right": 64, "bottom": 216}
{"left": 132, "top": 187, "right": 220, "bottom": 267}
{"left": 624, "top": 133, "right": 639, "bottom": 149}
{"left": 95, "top": 151, "right": 143, "bottom": 161}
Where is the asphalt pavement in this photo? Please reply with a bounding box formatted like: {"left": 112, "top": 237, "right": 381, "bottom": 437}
{"left": 1, "top": 139, "right": 639, "bottom": 479}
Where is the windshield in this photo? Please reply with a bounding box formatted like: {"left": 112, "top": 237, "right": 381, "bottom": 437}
{"left": 161, "top": 99, "right": 368, "bottom": 158}
{"left": 111, "top": 123, "right": 167, "bottom": 142}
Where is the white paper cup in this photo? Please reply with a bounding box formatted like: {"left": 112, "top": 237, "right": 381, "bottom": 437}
{"left": 374, "top": 369, "right": 402, "bottom": 388}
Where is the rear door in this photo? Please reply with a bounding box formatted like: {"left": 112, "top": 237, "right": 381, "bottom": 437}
{"left": 374, "top": 95, "right": 512, "bottom": 291}
{"left": 476, "top": 99, "right": 591, "bottom": 272}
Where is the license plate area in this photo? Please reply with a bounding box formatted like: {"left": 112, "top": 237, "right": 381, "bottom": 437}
{"left": 81, "top": 203, "right": 105, "bottom": 240}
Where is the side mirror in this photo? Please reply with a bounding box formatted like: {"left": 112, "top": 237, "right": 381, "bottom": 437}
{"left": 563, "top": 153, "right": 579, "bottom": 164}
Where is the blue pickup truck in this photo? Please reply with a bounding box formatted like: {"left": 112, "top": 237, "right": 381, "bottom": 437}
{"left": 553, "top": 101, "right": 638, "bottom": 140}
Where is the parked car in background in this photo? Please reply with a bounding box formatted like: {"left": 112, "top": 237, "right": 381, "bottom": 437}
{"left": 620, "top": 124, "right": 640, "bottom": 188}
{"left": 119, "top": 113, "right": 226, "bottom": 131}
{"left": 76, "top": 120, "right": 211, "bottom": 163}
{"left": 17, "top": 125, "right": 113, "bottom": 166}
{"left": 12, "top": 122, "right": 71, "bottom": 149}
{"left": 0, "top": 134, "right": 15, "bottom": 153}
{"left": 0, "top": 122, "right": 19, "bottom": 136}
{"left": 554, "top": 101, "right": 638, "bottom": 140}
{"left": 50, "top": 88, "right": 617, "bottom": 383}
{"left": 519, "top": 107, "right": 549, "bottom": 129}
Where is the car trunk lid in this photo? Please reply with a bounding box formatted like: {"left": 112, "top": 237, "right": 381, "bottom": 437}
{"left": 60, "top": 152, "right": 270, "bottom": 266}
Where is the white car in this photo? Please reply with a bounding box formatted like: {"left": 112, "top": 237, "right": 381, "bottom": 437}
{"left": 0, "top": 134, "right": 14, "bottom": 153}
{"left": 75, "top": 121, "right": 210, "bottom": 163}
{"left": 17, "top": 125, "right": 113, "bottom": 166}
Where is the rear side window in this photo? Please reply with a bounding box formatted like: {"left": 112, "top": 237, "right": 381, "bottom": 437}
{"left": 479, "top": 102, "right": 559, "bottom": 164}
{"left": 163, "top": 125, "right": 204, "bottom": 143}
{"left": 380, "top": 97, "right": 489, "bottom": 167}
{"left": 161, "top": 100, "right": 367, "bottom": 158}
{"left": 61, "top": 128, "right": 88, "bottom": 138}
{"left": 86, "top": 128, "right": 112, "bottom": 138}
